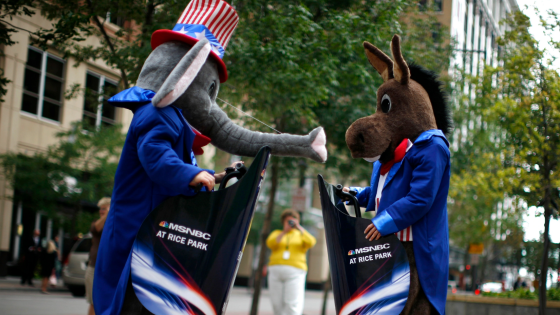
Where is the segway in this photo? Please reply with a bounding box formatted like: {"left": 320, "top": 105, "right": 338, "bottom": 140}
{"left": 317, "top": 175, "right": 410, "bottom": 315}
{"left": 130, "top": 147, "right": 270, "bottom": 315}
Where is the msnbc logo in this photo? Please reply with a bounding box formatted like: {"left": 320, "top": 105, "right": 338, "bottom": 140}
{"left": 348, "top": 250, "right": 355, "bottom": 256}
{"left": 159, "top": 221, "right": 169, "bottom": 228}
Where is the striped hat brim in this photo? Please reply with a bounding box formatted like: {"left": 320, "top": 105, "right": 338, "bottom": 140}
{"left": 151, "top": 30, "right": 228, "bottom": 83}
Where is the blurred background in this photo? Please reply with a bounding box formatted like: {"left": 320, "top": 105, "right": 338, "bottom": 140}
{"left": 1, "top": 0, "right": 560, "bottom": 314}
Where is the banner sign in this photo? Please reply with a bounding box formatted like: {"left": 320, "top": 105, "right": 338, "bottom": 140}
{"left": 317, "top": 175, "right": 410, "bottom": 315}
{"left": 468, "top": 243, "right": 484, "bottom": 255}
{"left": 131, "top": 147, "right": 271, "bottom": 315}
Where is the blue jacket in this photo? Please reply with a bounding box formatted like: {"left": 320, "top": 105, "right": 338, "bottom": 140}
{"left": 93, "top": 87, "right": 214, "bottom": 315}
{"left": 350, "top": 129, "right": 450, "bottom": 315}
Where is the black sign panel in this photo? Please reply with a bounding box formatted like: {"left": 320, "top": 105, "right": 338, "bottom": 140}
{"left": 317, "top": 175, "right": 410, "bottom": 315}
{"left": 131, "top": 147, "right": 271, "bottom": 315}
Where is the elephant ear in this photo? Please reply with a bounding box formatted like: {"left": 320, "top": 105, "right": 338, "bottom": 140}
{"left": 152, "top": 39, "right": 212, "bottom": 108}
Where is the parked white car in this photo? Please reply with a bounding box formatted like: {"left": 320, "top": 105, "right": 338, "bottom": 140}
{"left": 448, "top": 280, "right": 457, "bottom": 290}
{"left": 481, "top": 282, "right": 503, "bottom": 293}
{"left": 62, "top": 236, "right": 91, "bottom": 297}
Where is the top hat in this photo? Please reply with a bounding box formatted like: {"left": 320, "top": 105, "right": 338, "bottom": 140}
{"left": 151, "top": 0, "right": 239, "bottom": 82}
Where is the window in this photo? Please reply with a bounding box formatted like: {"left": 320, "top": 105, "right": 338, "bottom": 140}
{"left": 433, "top": 0, "right": 443, "bottom": 11}
{"left": 22, "top": 47, "right": 65, "bottom": 122}
{"left": 106, "top": 10, "right": 125, "bottom": 28}
{"left": 418, "top": 0, "right": 428, "bottom": 11}
{"left": 83, "top": 72, "right": 118, "bottom": 128}
{"left": 431, "top": 23, "right": 442, "bottom": 40}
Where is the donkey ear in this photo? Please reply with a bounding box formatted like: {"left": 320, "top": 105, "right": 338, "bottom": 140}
{"left": 390, "top": 35, "right": 410, "bottom": 85}
{"left": 363, "top": 41, "right": 394, "bottom": 82}
{"left": 152, "top": 39, "right": 212, "bottom": 108}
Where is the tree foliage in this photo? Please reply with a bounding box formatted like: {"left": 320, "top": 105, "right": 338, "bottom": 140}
{"left": 221, "top": 0, "right": 453, "bottom": 181}
{"left": 1, "top": 0, "right": 186, "bottom": 93}
{"left": 451, "top": 8, "right": 560, "bottom": 309}
{"left": 212, "top": 1, "right": 453, "bottom": 312}
{"left": 0, "top": 122, "right": 125, "bottom": 233}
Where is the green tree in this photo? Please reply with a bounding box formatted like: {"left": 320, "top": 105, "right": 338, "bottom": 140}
{"left": 469, "top": 9, "right": 560, "bottom": 313}
{"left": 1, "top": 0, "right": 187, "bottom": 93}
{"left": 0, "top": 122, "right": 125, "bottom": 235}
{"left": 219, "top": 1, "right": 453, "bottom": 312}
{"left": 447, "top": 80, "right": 526, "bottom": 281}
{"left": 521, "top": 240, "right": 560, "bottom": 284}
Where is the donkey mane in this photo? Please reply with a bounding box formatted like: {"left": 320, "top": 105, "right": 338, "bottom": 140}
{"left": 408, "top": 63, "right": 453, "bottom": 136}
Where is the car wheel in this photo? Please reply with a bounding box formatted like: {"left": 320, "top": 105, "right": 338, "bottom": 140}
{"left": 69, "top": 285, "right": 86, "bottom": 297}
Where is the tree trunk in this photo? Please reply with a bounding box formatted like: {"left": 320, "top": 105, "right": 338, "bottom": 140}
{"left": 321, "top": 272, "right": 331, "bottom": 315}
{"left": 464, "top": 244, "right": 470, "bottom": 291}
{"left": 557, "top": 241, "right": 560, "bottom": 289}
{"left": 249, "top": 159, "right": 279, "bottom": 315}
{"left": 539, "top": 206, "right": 552, "bottom": 315}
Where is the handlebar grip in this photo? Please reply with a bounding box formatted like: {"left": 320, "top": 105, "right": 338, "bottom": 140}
{"left": 334, "top": 184, "right": 361, "bottom": 218}
{"left": 190, "top": 183, "right": 203, "bottom": 193}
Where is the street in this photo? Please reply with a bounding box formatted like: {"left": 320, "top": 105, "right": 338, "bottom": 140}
{"left": 0, "top": 291, "right": 87, "bottom": 315}
{"left": 0, "top": 277, "right": 337, "bottom": 315}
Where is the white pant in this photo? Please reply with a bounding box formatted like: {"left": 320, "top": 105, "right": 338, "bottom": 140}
{"left": 267, "top": 265, "right": 307, "bottom": 315}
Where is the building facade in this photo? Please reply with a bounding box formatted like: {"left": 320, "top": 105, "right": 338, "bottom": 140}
{"left": 0, "top": 9, "right": 135, "bottom": 275}
{"left": 447, "top": 0, "right": 519, "bottom": 76}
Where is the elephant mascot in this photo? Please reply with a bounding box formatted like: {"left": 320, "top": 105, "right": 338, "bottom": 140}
{"left": 344, "top": 35, "right": 452, "bottom": 315}
{"left": 93, "top": 1, "right": 326, "bottom": 315}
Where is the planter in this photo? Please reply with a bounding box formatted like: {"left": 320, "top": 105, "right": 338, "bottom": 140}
{"left": 446, "top": 294, "right": 560, "bottom": 315}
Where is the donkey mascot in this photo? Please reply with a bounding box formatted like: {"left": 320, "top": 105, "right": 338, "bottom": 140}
{"left": 93, "top": 1, "right": 326, "bottom": 314}
{"left": 344, "top": 35, "right": 452, "bottom": 315}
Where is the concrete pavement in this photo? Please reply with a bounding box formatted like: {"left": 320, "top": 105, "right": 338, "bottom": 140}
{"left": 0, "top": 276, "right": 68, "bottom": 293}
{"left": 0, "top": 277, "right": 337, "bottom": 315}
{"left": 225, "top": 287, "right": 337, "bottom": 315}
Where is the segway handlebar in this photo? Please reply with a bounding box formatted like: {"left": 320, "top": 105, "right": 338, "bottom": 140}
{"left": 219, "top": 163, "right": 248, "bottom": 191}
{"left": 335, "top": 184, "right": 361, "bottom": 218}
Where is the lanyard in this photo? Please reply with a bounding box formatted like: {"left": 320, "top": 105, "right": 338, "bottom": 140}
{"left": 285, "top": 232, "right": 290, "bottom": 250}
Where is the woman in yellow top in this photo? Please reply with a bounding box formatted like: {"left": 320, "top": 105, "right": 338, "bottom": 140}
{"left": 266, "top": 209, "right": 317, "bottom": 315}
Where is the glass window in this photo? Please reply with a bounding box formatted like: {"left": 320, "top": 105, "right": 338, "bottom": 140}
{"left": 42, "top": 100, "right": 61, "bottom": 121}
{"left": 107, "top": 10, "right": 126, "bottom": 28}
{"left": 21, "top": 47, "right": 65, "bottom": 122}
{"left": 433, "top": 0, "right": 442, "bottom": 11}
{"left": 73, "top": 238, "right": 92, "bottom": 253}
{"left": 418, "top": 0, "right": 428, "bottom": 11}
{"left": 83, "top": 72, "right": 119, "bottom": 128}
{"left": 44, "top": 77, "right": 63, "bottom": 101}
{"left": 46, "top": 57, "right": 64, "bottom": 77}
{"left": 26, "top": 49, "right": 42, "bottom": 69}
{"left": 23, "top": 69, "right": 40, "bottom": 94}
{"left": 21, "top": 94, "right": 39, "bottom": 115}
{"left": 102, "top": 81, "right": 118, "bottom": 121}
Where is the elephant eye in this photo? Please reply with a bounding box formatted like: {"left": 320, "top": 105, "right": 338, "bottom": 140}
{"left": 208, "top": 82, "right": 216, "bottom": 96}
{"left": 380, "top": 94, "right": 391, "bottom": 113}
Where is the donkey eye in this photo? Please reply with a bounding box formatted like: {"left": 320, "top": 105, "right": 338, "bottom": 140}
{"left": 380, "top": 94, "right": 391, "bottom": 113}
{"left": 208, "top": 82, "right": 216, "bottom": 96}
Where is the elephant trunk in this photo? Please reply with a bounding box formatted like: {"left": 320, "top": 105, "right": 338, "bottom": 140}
{"left": 188, "top": 103, "right": 327, "bottom": 163}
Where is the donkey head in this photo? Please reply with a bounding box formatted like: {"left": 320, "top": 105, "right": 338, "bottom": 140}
{"left": 345, "top": 35, "right": 451, "bottom": 163}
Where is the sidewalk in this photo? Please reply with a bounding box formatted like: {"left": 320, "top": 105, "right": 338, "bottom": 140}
{"left": 0, "top": 276, "right": 68, "bottom": 293}
{"left": 225, "top": 287, "right": 337, "bottom": 315}
{"left": 0, "top": 276, "right": 337, "bottom": 314}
